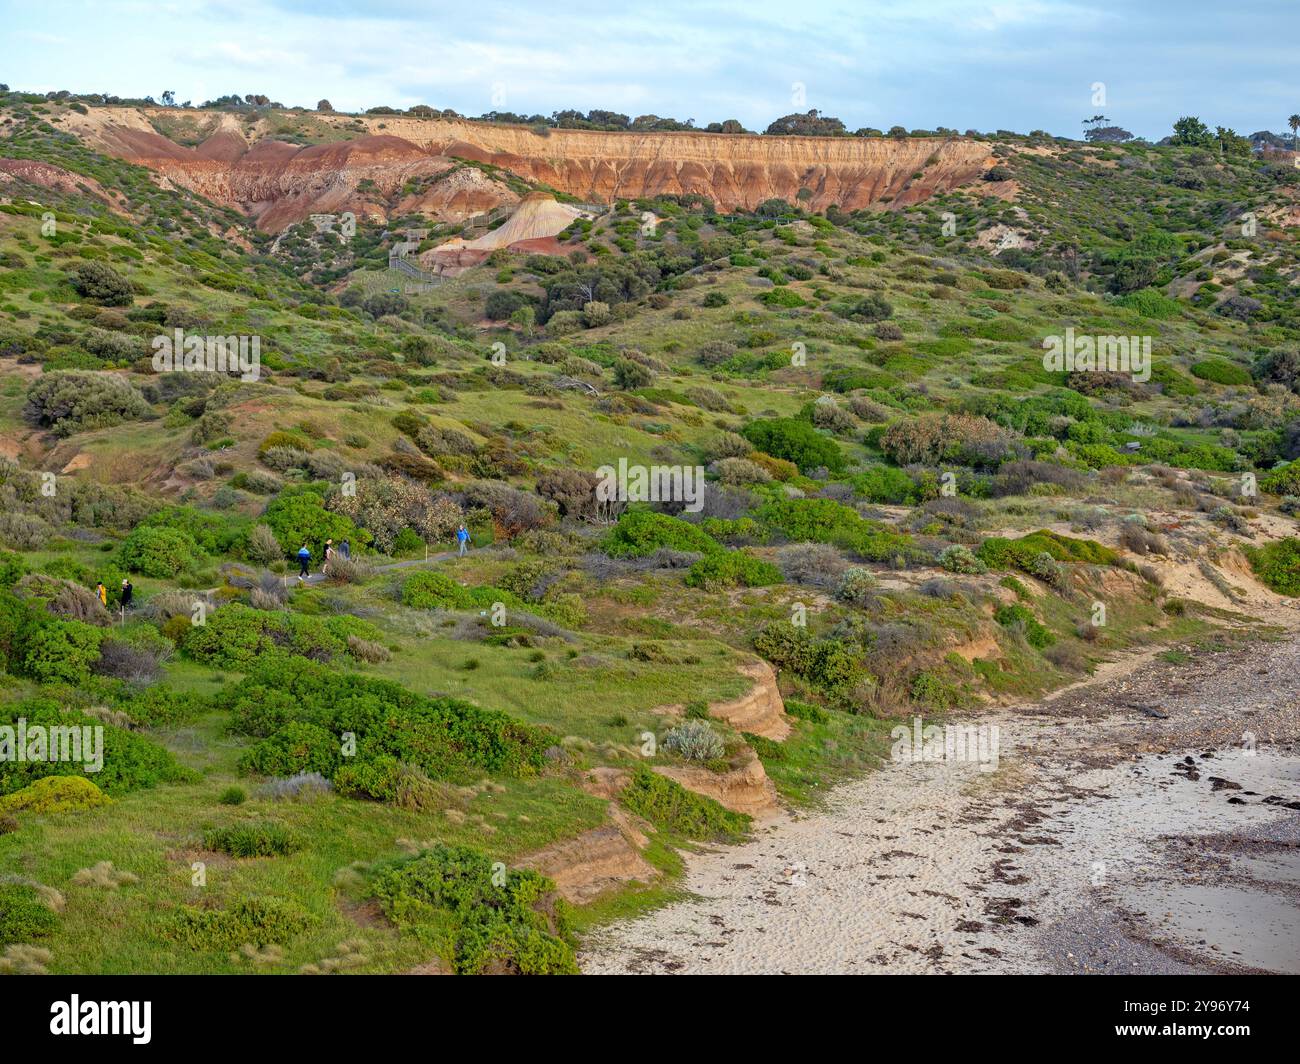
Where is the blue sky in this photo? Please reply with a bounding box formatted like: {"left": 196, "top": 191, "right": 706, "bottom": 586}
{"left": 1, "top": 0, "right": 1296, "bottom": 139}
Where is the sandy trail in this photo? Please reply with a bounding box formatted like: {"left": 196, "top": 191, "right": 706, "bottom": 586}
{"left": 580, "top": 631, "right": 1300, "bottom": 974}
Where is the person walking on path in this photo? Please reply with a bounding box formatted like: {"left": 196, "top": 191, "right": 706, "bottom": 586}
{"left": 297, "top": 543, "right": 311, "bottom": 581}
{"left": 340, "top": 538, "right": 350, "bottom": 561}
{"left": 323, "top": 539, "right": 334, "bottom": 576}
{"left": 456, "top": 525, "right": 470, "bottom": 557}
{"left": 120, "top": 578, "right": 133, "bottom": 610}
{"left": 96, "top": 582, "right": 107, "bottom": 607}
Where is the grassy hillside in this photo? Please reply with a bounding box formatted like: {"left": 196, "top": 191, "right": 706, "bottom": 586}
{"left": 1, "top": 94, "right": 1298, "bottom": 974}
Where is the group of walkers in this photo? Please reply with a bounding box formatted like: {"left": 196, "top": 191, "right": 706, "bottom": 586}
{"left": 293, "top": 525, "right": 472, "bottom": 581}
{"left": 297, "top": 537, "right": 351, "bottom": 581}
{"left": 85, "top": 525, "right": 475, "bottom": 608}
{"left": 95, "top": 578, "right": 133, "bottom": 613}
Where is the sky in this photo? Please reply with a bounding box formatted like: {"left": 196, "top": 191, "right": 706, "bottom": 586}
{"left": 1, "top": 0, "right": 1297, "bottom": 140}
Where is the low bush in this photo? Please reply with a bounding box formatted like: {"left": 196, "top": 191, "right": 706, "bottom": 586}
{"left": 756, "top": 497, "right": 923, "bottom": 564}
{"left": 0, "top": 700, "right": 194, "bottom": 797}
{"left": 740, "top": 417, "right": 845, "bottom": 474}
{"left": 0, "top": 884, "right": 58, "bottom": 945}
{"left": 239, "top": 721, "right": 340, "bottom": 778}
{"left": 684, "top": 550, "right": 781, "bottom": 589}
{"left": 783, "top": 698, "right": 830, "bottom": 724}
{"left": 752, "top": 621, "right": 865, "bottom": 702}
{"left": 333, "top": 756, "right": 443, "bottom": 811}
{"left": 24, "top": 371, "right": 151, "bottom": 436}
{"left": 370, "top": 843, "right": 578, "bottom": 975}
{"left": 977, "top": 530, "right": 1117, "bottom": 572}
{"left": 168, "top": 897, "right": 315, "bottom": 951}
{"left": 0, "top": 776, "right": 111, "bottom": 815}
{"left": 1190, "top": 358, "right": 1252, "bottom": 386}
{"left": 201, "top": 820, "right": 304, "bottom": 857}
{"left": 937, "top": 544, "right": 987, "bottom": 574}
{"left": 220, "top": 656, "right": 552, "bottom": 782}
{"left": 1245, "top": 537, "right": 1300, "bottom": 596}
{"left": 601, "top": 511, "right": 720, "bottom": 558}
{"left": 119, "top": 526, "right": 202, "bottom": 577}
{"left": 218, "top": 786, "right": 247, "bottom": 806}
{"left": 662, "top": 720, "right": 726, "bottom": 761}
{"left": 993, "top": 603, "right": 1056, "bottom": 649}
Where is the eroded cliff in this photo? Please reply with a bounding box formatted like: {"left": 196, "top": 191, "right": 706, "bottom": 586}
{"left": 53, "top": 106, "right": 995, "bottom": 231}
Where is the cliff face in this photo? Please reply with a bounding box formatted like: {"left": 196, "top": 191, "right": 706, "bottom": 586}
{"left": 57, "top": 107, "right": 994, "bottom": 231}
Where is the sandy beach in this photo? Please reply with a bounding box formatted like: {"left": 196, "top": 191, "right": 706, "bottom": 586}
{"left": 580, "top": 631, "right": 1300, "bottom": 974}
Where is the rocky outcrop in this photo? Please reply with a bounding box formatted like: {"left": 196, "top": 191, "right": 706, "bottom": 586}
{"left": 654, "top": 747, "right": 780, "bottom": 820}
{"left": 423, "top": 191, "right": 590, "bottom": 274}
{"left": 706, "top": 660, "right": 790, "bottom": 741}
{"left": 57, "top": 105, "right": 996, "bottom": 232}
{"left": 582, "top": 748, "right": 781, "bottom": 821}
{"left": 519, "top": 804, "right": 657, "bottom": 904}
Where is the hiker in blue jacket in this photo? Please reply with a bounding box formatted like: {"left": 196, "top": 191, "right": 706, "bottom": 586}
{"left": 297, "top": 543, "right": 311, "bottom": 580}
{"left": 456, "top": 524, "right": 470, "bottom": 557}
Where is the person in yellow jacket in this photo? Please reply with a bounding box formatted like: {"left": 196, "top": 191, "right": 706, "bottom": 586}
{"left": 96, "top": 582, "right": 107, "bottom": 606}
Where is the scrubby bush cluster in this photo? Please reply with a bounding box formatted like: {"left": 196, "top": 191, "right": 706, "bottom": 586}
{"left": 370, "top": 844, "right": 578, "bottom": 975}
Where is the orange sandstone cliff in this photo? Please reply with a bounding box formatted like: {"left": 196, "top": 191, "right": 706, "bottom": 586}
{"left": 51, "top": 106, "right": 996, "bottom": 231}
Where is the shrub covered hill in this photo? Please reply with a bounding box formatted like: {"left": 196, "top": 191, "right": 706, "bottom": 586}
{"left": 2, "top": 88, "right": 1300, "bottom": 974}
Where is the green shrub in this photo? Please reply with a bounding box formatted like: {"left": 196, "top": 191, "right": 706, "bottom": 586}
{"left": 220, "top": 656, "right": 551, "bottom": 782}
{"left": 741, "top": 417, "right": 845, "bottom": 474}
{"left": 1245, "top": 537, "right": 1300, "bottom": 596}
{"left": 119, "top": 686, "right": 212, "bottom": 728}
{"left": 0, "top": 700, "right": 196, "bottom": 797}
{"left": 70, "top": 262, "right": 133, "bottom": 306}
{"left": 683, "top": 700, "right": 710, "bottom": 720}
{"left": 201, "top": 820, "right": 304, "bottom": 857}
{"left": 757, "top": 287, "right": 807, "bottom": 308}
{"left": 620, "top": 766, "right": 749, "bottom": 841}
{"left": 684, "top": 550, "right": 781, "bottom": 589}
{"left": 168, "top": 897, "right": 315, "bottom": 950}
{"left": 1115, "top": 288, "right": 1181, "bottom": 319}
{"left": 910, "top": 671, "right": 960, "bottom": 709}
{"left": 21, "top": 618, "right": 103, "bottom": 684}
{"left": 24, "top": 371, "right": 151, "bottom": 436}
{"left": 993, "top": 603, "right": 1055, "bottom": 648}
{"left": 401, "top": 571, "right": 523, "bottom": 614}
{"left": 119, "top": 526, "right": 202, "bottom": 577}
{"left": 181, "top": 605, "right": 348, "bottom": 667}
{"left": 977, "top": 530, "right": 1117, "bottom": 572}
{"left": 0, "top": 884, "right": 58, "bottom": 944}
{"left": 333, "top": 756, "right": 444, "bottom": 811}
{"left": 139, "top": 505, "right": 251, "bottom": 556}
{"left": 0, "top": 775, "right": 111, "bottom": 815}
{"left": 852, "top": 465, "right": 919, "bottom": 504}
{"left": 837, "top": 567, "right": 879, "bottom": 605}
{"left": 937, "top": 544, "right": 987, "bottom": 574}
{"left": 1260, "top": 463, "right": 1300, "bottom": 496}
{"left": 752, "top": 621, "right": 866, "bottom": 702}
{"left": 1190, "top": 358, "right": 1251, "bottom": 386}
{"left": 239, "top": 721, "right": 340, "bottom": 778}
{"left": 783, "top": 698, "right": 830, "bottom": 724}
{"left": 217, "top": 786, "right": 247, "bottom": 806}
{"left": 756, "top": 497, "right": 922, "bottom": 563}
{"left": 370, "top": 843, "right": 578, "bottom": 975}
{"left": 402, "top": 570, "right": 470, "bottom": 609}
{"left": 262, "top": 489, "right": 360, "bottom": 554}
{"left": 601, "top": 511, "right": 720, "bottom": 558}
